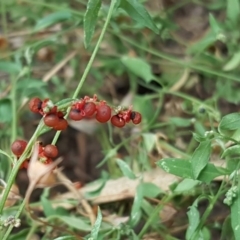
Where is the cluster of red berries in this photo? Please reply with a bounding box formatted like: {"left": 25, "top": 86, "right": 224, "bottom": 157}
{"left": 29, "top": 98, "right": 68, "bottom": 130}
{"left": 29, "top": 95, "right": 142, "bottom": 129}
{"left": 69, "top": 95, "right": 142, "bottom": 128}
{"left": 11, "top": 140, "right": 58, "bottom": 169}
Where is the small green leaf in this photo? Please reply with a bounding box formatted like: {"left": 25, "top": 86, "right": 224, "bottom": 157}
{"left": 186, "top": 199, "right": 200, "bottom": 240}
{"left": 84, "top": 0, "right": 101, "bottom": 48}
{"left": 227, "top": 0, "right": 240, "bottom": 26}
{"left": 90, "top": 207, "right": 102, "bottom": 240}
{"left": 119, "top": 0, "right": 158, "bottom": 33}
{"left": 97, "top": 148, "right": 117, "bottom": 167}
{"left": 174, "top": 179, "right": 200, "bottom": 193}
{"left": 121, "top": 56, "right": 156, "bottom": 83}
{"left": 0, "top": 98, "right": 12, "bottom": 123}
{"left": 41, "top": 194, "right": 56, "bottom": 217}
{"left": 116, "top": 159, "right": 136, "bottom": 179}
{"left": 222, "top": 145, "right": 240, "bottom": 158}
{"left": 142, "top": 133, "right": 157, "bottom": 152}
{"left": 209, "top": 13, "right": 222, "bottom": 35}
{"left": 58, "top": 216, "right": 91, "bottom": 231}
{"left": 170, "top": 117, "right": 192, "bottom": 127}
{"left": 0, "top": 61, "right": 21, "bottom": 74}
{"left": 8, "top": 229, "right": 30, "bottom": 240}
{"left": 223, "top": 51, "right": 240, "bottom": 71}
{"left": 219, "top": 113, "right": 240, "bottom": 133}
{"left": 34, "top": 11, "right": 72, "bottom": 31}
{"left": 231, "top": 187, "right": 240, "bottom": 239}
{"left": 0, "top": 149, "right": 13, "bottom": 162}
{"left": 139, "top": 182, "right": 162, "bottom": 198}
{"left": 157, "top": 158, "right": 227, "bottom": 183}
{"left": 191, "top": 140, "right": 211, "bottom": 179}
{"left": 53, "top": 236, "right": 75, "bottom": 240}
{"left": 130, "top": 184, "right": 143, "bottom": 226}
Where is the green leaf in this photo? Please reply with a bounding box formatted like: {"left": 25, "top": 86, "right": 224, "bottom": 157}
{"left": 41, "top": 191, "right": 56, "bottom": 217}
{"left": 174, "top": 179, "right": 200, "bottom": 193}
{"left": 231, "top": 187, "right": 240, "bottom": 239}
{"left": 58, "top": 216, "right": 91, "bottom": 231}
{"left": 191, "top": 140, "right": 211, "bottom": 179}
{"left": 90, "top": 207, "right": 102, "bottom": 240}
{"left": 170, "top": 117, "right": 192, "bottom": 127}
{"left": 219, "top": 113, "right": 240, "bottom": 133}
{"left": 223, "top": 51, "right": 240, "bottom": 71}
{"left": 157, "top": 158, "right": 227, "bottom": 183}
{"left": 97, "top": 148, "right": 117, "bottom": 167}
{"left": 186, "top": 199, "right": 200, "bottom": 240}
{"left": 0, "top": 149, "right": 13, "bottom": 162}
{"left": 142, "top": 133, "right": 157, "bottom": 152}
{"left": 121, "top": 56, "right": 156, "bottom": 83}
{"left": 130, "top": 184, "right": 143, "bottom": 226}
{"left": 0, "top": 61, "right": 21, "bottom": 74}
{"left": 0, "top": 98, "right": 12, "bottom": 123}
{"left": 53, "top": 236, "right": 75, "bottom": 240}
{"left": 139, "top": 182, "right": 162, "bottom": 198}
{"left": 116, "top": 159, "right": 136, "bottom": 179}
{"left": 8, "top": 229, "right": 30, "bottom": 240}
{"left": 209, "top": 13, "right": 222, "bottom": 35}
{"left": 221, "top": 216, "right": 234, "bottom": 240}
{"left": 222, "top": 145, "right": 240, "bottom": 158}
{"left": 119, "top": 0, "right": 158, "bottom": 33}
{"left": 227, "top": 0, "right": 240, "bottom": 26}
{"left": 84, "top": 0, "right": 101, "bottom": 48}
{"left": 34, "top": 11, "right": 72, "bottom": 31}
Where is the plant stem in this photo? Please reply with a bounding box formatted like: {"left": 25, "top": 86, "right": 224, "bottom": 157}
{"left": 138, "top": 195, "right": 173, "bottom": 238}
{"left": 10, "top": 76, "right": 17, "bottom": 145}
{"left": 0, "top": 121, "right": 44, "bottom": 213}
{"left": 52, "top": 0, "right": 117, "bottom": 145}
{"left": 190, "top": 181, "right": 225, "bottom": 240}
{"left": 2, "top": 200, "right": 26, "bottom": 240}
{"left": 0, "top": 0, "right": 7, "bottom": 36}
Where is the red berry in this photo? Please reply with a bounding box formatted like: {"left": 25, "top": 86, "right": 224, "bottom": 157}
{"left": 96, "top": 104, "right": 111, "bottom": 123}
{"left": 44, "top": 144, "right": 58, "bottom": 158}
{"left": 44, "top": 114, "right": 59, "bottom": 127}
{"left": 111, "top": 115, "right": 125, "bottom": 128}
{"left": 11, "top": 140, "right": 28, "bottom": 156}
{"left": 53, "top": 118, "right": 68, "bottom": 130}
{"left": 29, "top": 98, "right": 42, "bottom": 113}
{"left": 69, "top": 109, "right": 84, "bottom": 121}
{"left": 84, "top": 102, "right": 96, "bottom": 117}
{"left": 131, "top": 111, "right": 142, "bottom": 124}
{"left": 20, "top": 159, "right": 29, "bottom": 169}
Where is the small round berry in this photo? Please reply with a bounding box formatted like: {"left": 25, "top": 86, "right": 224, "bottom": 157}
{"left": 131, "top": 111, "right": 142, "bottom": 124}
{"left": 44, "top": 144, "right": 58, "bottom": 158}
{"left": 53, "top": 118, "right": 68, "bottom": 130}
{"left": 11, "top": 140, "right": 28, "bottom": 156}
{"left": 96, "top": 104, "right": 111, "bottom": 123}
{"left": 84, "top": 102, "right": 96, "bottom": 117}
{"left": 44, "top": 114, "right": 59, "bottom": 127}
{"left": 111, "top": 115, "right": 125, "bottom": 128}
{"left": 29, "top": 98, "right": 42, "bottom": 113}
{"left": 20, "top": 159, "right": 29, "bottom": 169}
{"left": 69, "top": 109, "right": 84, "bottom": 121}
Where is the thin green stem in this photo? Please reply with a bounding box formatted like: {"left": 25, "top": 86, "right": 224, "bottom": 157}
{"left": 138, "top": 195, "right": 173, "bottom": 238}
{"left": 0, "top": 121, "right": 44, "bottom": 213}
{"left": 2, "top": 200, "right": 26, "bottom": 240}
{"left": 19, "top": 0, "right": 83, "bottom": 17}
{"left": 190, "top": 181, "right": 225, "bottom": 240}
{"left": 10, "top": 76, "right": 17, "bottom": 145}
{"left": 1, "top": 0, "right": 7, "bottom": 36}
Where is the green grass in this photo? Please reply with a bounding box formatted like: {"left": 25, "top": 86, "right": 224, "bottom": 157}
{"left": 0, "top": 0, "right": 240, "bottom": 239}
